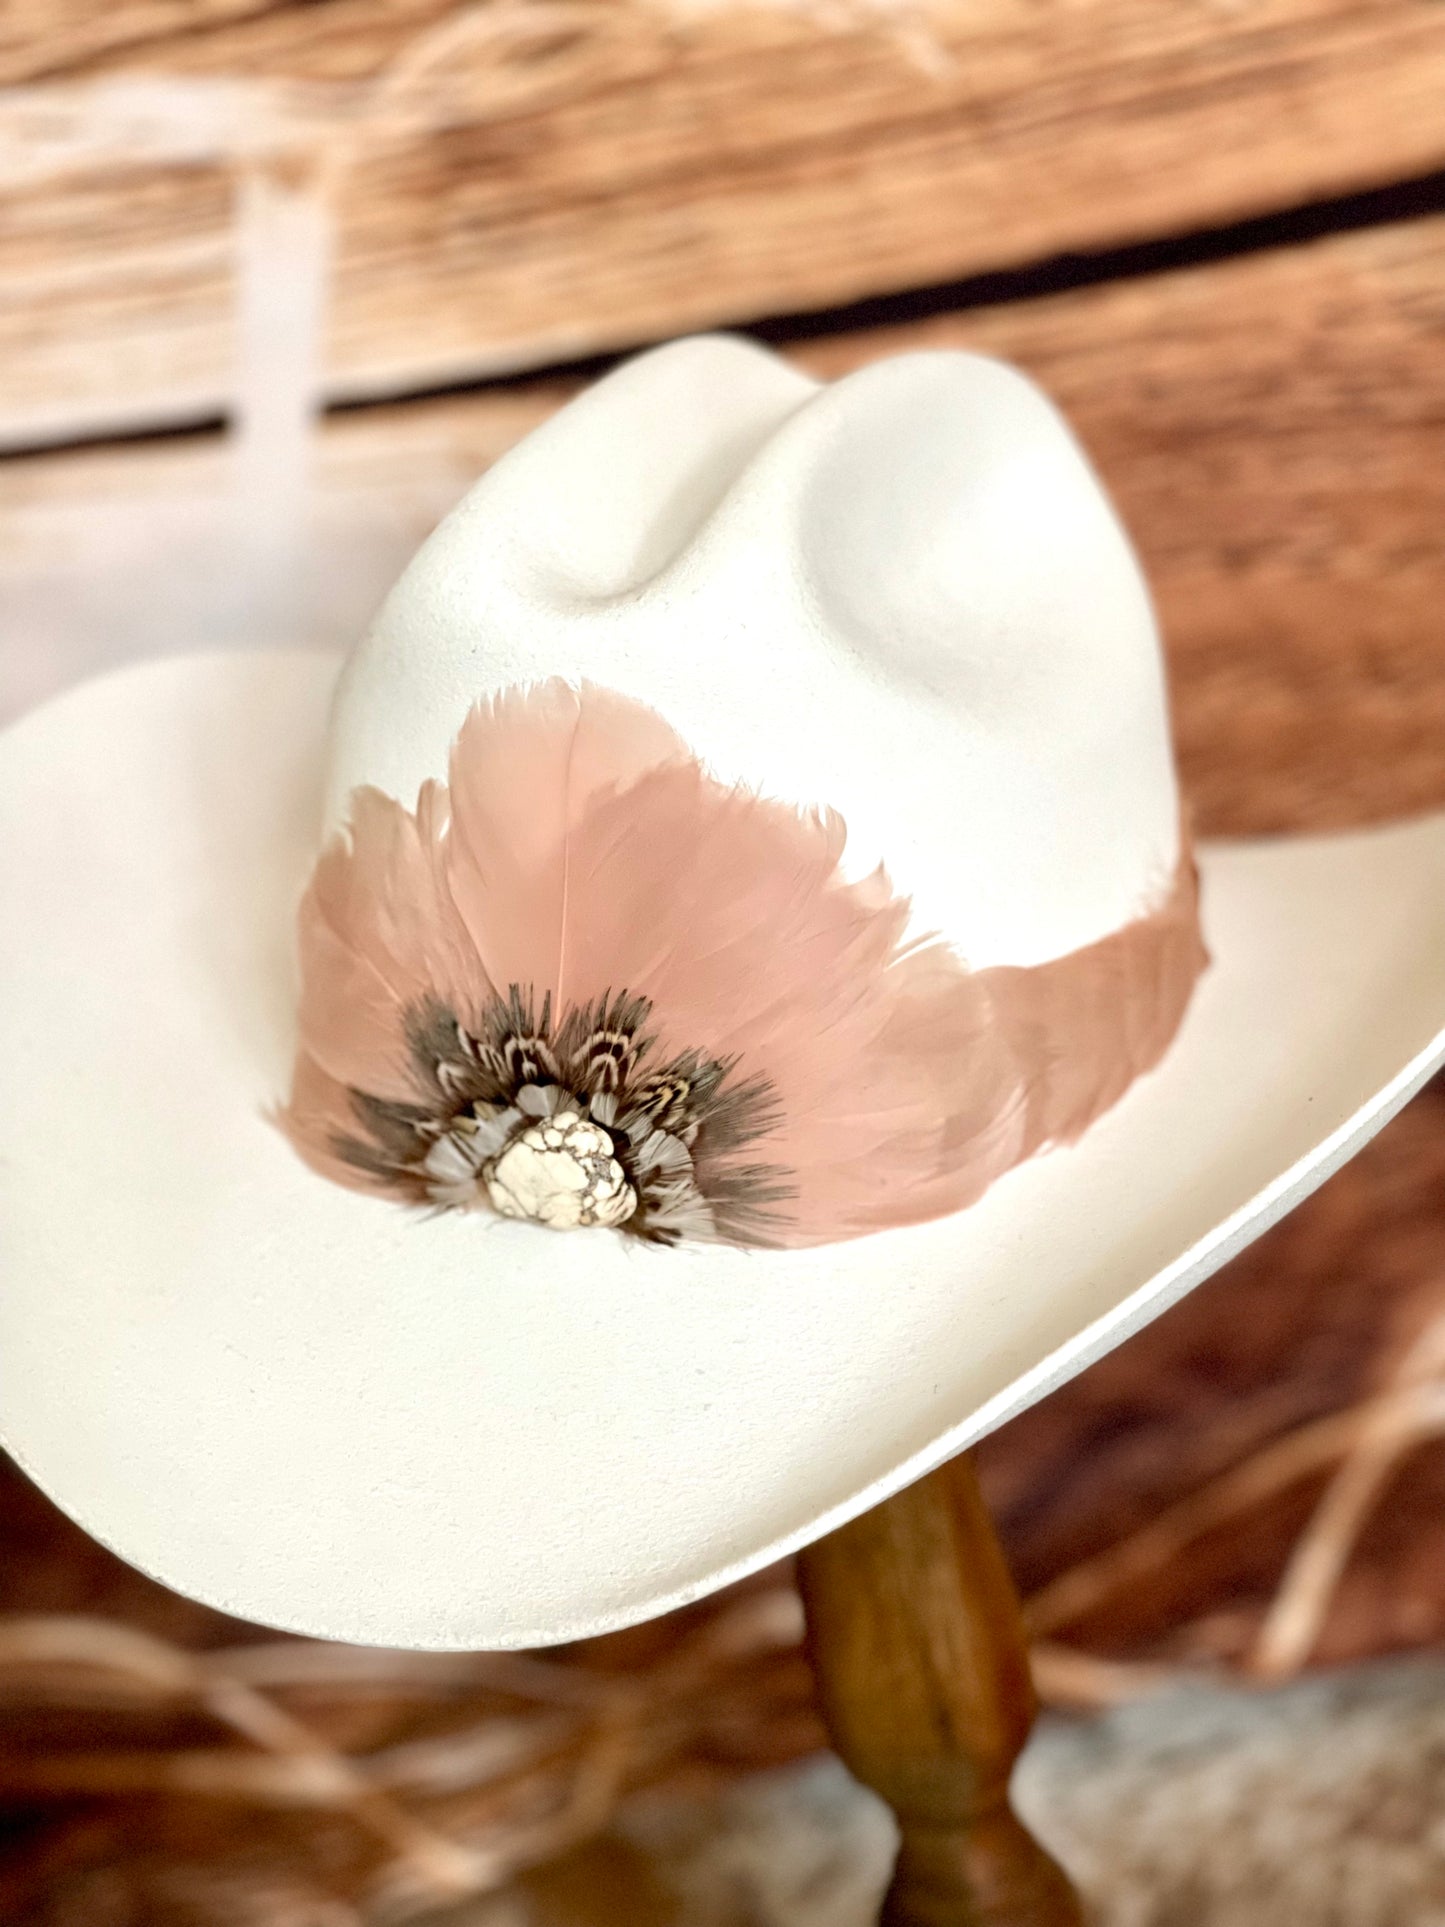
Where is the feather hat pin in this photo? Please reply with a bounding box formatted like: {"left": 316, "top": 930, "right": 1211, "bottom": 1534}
{"left": 4, "top": 335, "right": 1445, "bottom": 1652}
{"left": 280, "top": 679, "right": 1205, "bottom": 1250}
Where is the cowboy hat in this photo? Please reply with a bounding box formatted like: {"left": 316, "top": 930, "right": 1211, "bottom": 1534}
{"left": 2, "top": 334, "right": 1443, "bottom": 1648}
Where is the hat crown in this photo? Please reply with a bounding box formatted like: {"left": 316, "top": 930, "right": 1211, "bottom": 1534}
{"left": 326, "top": 334, "right": 1178, "bottom": 966}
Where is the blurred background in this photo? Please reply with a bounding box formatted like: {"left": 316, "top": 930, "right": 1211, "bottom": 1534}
{"left": 2, "top": 3, "right": 1445, "bottom": 1922}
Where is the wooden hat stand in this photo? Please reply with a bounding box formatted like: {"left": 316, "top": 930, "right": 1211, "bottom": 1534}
{"left": 799, "top": 1454, "right": 1082, "bottom": 1927}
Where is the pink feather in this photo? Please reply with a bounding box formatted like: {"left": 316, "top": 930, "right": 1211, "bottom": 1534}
{"left": 278, "top": 680, "right": 1207, "bottom": 1247}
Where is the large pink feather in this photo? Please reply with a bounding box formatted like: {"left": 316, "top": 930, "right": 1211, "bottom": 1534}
{"left": 442, "top": 681, "right": 687, "bottom": 1004}
{"left": 295, "top": 782, "right": 487, "bottom": 1097}
{"left": 279, "top": 680, "right": 1206, "bottom": 1246}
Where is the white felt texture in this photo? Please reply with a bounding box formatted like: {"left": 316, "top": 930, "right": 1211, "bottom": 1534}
{"left": 327, "top": 335, "right": 1179, "bottom": 969}
{"left": 4, "top": 650, "right": 1445, "bottom": 1648}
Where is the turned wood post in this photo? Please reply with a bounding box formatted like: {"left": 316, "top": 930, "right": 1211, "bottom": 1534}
{"left": 796, "top": 1453, "right": 1084, "bottom": 1927}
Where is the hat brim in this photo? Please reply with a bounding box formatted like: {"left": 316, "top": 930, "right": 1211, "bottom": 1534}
{"left": 4, "top": 648, "right": 1445, "bottom": 1650}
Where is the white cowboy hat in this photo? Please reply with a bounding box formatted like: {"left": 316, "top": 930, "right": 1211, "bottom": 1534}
{"left": 3, "top": 334, "right": 1444, "bottom": 1650}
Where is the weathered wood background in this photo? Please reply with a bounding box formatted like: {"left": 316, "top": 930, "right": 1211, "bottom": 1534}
{"left": 3, "top": 4, "right": 1445, "bottom": 1912}
{"left": 2, "top": 0, "right": 1443, "bottom": 438}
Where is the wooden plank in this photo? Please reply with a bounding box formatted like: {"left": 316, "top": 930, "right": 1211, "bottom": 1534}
{"left": 4, "top": 213, "right": 1442, "bottom": 836}
{"left": 1, "top": 0, "right": 1443, "bottom": 445}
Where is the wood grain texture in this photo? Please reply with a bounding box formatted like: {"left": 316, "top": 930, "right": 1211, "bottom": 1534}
{"left": 7, "top": 211, "right": 1440, "bottom": 835}
{"left": 797, "top": 1454, "right": 1083, "bottom": 1927}
{"left": 2, "top": 0, "right": 1444, "bottom": 445}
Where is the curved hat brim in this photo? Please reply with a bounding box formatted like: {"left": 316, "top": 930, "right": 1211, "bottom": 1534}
{"left": 4, "top": 649, "right": 1445, "bottom": 1650}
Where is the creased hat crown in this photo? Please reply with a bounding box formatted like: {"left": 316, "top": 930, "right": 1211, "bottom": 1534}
{"left": 326, "top": 333, "right": 1179, "bottom": 971}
